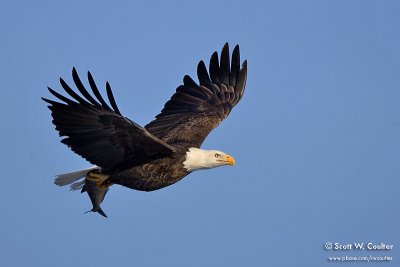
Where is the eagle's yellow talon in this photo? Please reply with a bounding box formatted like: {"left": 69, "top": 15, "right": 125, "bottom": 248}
{"left": 87, "top": 171, "right": 109, "bottom": 186}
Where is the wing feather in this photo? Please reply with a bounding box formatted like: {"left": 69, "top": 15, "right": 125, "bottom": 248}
{"left": 72, "top": 67, "right": 101, "bottom": 107}
{"left": 47, "top": 87, "right": 76, "bottom": 105}
{"left": 230, "top": 45, "right": 240, "bottom": 87}
{"left": 60, "top": 77, "right": 89, "bottom": 105}
{"left": 87, "top": 71, "right": 114, "bottom": 112}
{"left": 197, "top": 60, "right": 212, "bottom": 88}
{"left": 209, "top": 51, "right": 220, "bottom": 85}
{"left": 106, "top": 82, "right": 122, "bottom": 115}
{"left": 219, "top": 43, "right": 230, "bottom": 85}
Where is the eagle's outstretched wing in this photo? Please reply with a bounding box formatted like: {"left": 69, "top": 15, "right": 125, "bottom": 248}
{"left": 42, "top": 68, "right": 175, "bottom": 171}
{"left": 145, "top": 43, "right": 247, "bottom": 148}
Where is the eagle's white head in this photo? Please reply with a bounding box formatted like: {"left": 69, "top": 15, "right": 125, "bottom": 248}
{"left": 183, "top": 147, "right": 235, "bottom": 172}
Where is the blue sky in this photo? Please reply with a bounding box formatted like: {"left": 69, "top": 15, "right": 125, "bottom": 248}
{"left": 1, "top": 0, "right": 399, "bottom": 266}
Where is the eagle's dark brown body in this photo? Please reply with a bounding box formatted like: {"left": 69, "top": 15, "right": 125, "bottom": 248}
{"left": 110, "top": 151, "right": 189, "bottom": 191}
{"left": 43, "top": 43, "right": 247, "bottom": 217}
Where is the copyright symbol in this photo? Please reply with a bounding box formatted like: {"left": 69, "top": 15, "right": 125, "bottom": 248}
{"left": 325, "top": 242, "right": 333, "bottom": 250}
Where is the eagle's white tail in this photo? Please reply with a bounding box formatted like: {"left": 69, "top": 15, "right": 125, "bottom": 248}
{"left": 54, "top": 166, "right": 100, "bottom": 191}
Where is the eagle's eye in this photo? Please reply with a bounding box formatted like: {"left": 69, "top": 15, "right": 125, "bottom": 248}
{"left": 214, "top": 153, "right": 220, "bottom": 158}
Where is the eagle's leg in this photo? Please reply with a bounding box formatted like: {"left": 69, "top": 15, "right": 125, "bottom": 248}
{"left": 87, "top": 170, "right": 110, "bottom": 187}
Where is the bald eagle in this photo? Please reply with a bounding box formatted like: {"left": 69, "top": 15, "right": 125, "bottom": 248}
{"left": 43, "top": 43, "right": 247, "bottom": 217}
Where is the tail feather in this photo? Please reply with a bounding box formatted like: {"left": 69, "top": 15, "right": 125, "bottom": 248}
{"left": 69, "top": 180, "right": 85, "bottom": 191}
{"left": 54, "top": 166, "right": 99, "bottom": 186}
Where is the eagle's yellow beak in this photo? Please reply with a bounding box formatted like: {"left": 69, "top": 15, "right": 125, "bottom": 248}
{"left": 225, "top": 155, "right": 235, "bottom": 166}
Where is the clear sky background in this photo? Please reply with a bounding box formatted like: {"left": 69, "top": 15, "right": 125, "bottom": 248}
{"left": 1, "top": 0, "right": 399, "bottom": 266}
